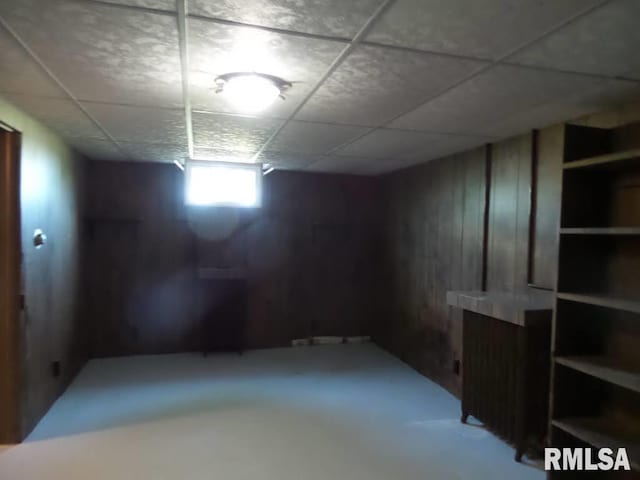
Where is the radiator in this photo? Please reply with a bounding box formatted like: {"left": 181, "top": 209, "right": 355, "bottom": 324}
{"left": 462, "top": 311, "right": 551, "bottom": 461}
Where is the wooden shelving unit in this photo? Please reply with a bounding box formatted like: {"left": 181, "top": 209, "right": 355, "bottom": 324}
{"left": 555, "top": 356, "right": 640, "bottom": 394}
{"left": 553, "top": 417, "right": 640, "bottom": 471}
{"left": 550, "top": 123, "right": 640, "bottom": 478}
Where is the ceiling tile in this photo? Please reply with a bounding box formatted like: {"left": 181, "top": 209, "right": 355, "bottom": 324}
{"left": 82, "top": 103, "right": 187, "bottom": 144}
{"left": 0, "top": 26, "right": 65, "bottom": 97}
{"left": 192, "top": 147, "right": 256, "bottom": 163}
{"left": 3, "top": 94, "right": 106, "bottom": 139}
{"left": 390, "top": 65, "right": 614, "bottom": 135}
{"left": 509, "top": 0, "right": 640, "bottom": 80}
{"left": 482, "top": 79, "right": 640, "bottom": 138}
{"left": 188, "top": 0, "right": 382, "bottom": 38}
{"left": 336, "top": 127, "right": 488, "bottom": 160}
{"left": 188, "top": 19, "right": 346, "bottom": 117}
{"left": 66, "top": 137, "right": 128, "bottom": 161}
{"left": 120, "top": 142, "right": 187, "bottom": 163}
{"left": 192, "top": 112, "right": 281, "bottom": 154}
{"left": 257, "top": 151, "right": 320, "bottom": 170}
{"left": 94, "top": 0, "right": 176, "bottom": 11}
{"left": 0, "top": 0, "right": 183, "bottom": 107}
{"left": 295, "top": 45, "right": 486, "bottom": 127}
{"left": 352, "top": 157, "right": 421, "bottom": 175}
{"left": 305, "top": 155, "right": 374, "bottom": 174}
{"left": 267, "top": 121, "right": 369, "bottom": 155}
{"left": 365, "top": 0, "right": 601, "bottom": 60}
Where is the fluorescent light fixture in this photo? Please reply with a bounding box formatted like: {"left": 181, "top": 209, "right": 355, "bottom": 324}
{"left": 215, "top": 72, "right": 291, "bottom": 113}
{"left": 186, "top": 161, "right": 262, "bottom": 207}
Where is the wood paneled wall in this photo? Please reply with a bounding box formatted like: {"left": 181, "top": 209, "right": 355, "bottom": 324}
{"left": 377, "top": 148, "right": 487, "bottom": 394}
{"left": 379, "top": 127, "right": 564, "bottom": 396}
{"left": 1, "top": 96, "right": 87, "bottom": 439}
{"left": 82, "top": 161, "right": 381, "bottom": 357}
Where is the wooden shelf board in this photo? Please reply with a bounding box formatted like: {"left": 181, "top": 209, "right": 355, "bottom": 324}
{"left": 561, "top": 227, "right": 640, "bottom": 235}
{"left": 552, "top": 417, "right": 640, "bottom": 471}
{"left": 563, "top": 148, "right": 640, "bottom": 171}
{"left": 557, "top": 292, "right": 640, "bottom": 315}
{"left": 556, "top": 356, "right": 640, "bottom": 393}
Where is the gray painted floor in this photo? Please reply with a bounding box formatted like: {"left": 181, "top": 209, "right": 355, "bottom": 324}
{"left": 0, "top": 344, "right": 543, "bottom": 479}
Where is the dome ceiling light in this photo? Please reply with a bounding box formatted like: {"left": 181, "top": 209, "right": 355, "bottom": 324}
{"left": 214, "top": 72, "right": 292, "bottom": 113}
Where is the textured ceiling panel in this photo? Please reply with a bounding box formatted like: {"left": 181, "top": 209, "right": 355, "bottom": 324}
{"left": 188, "top": 19, "right": 346, "bottom": 117}
{"left": 93, "top": 0, "right": 177, "bottom": 11}
{"left": 296, "top": 45, "right": 486, "bottom": 127}
{"left": 390, "top": 65, "right": 616, "bottom": 135}
{"left": 192, "top": 147, "right": 256, "bottom": 163}
{"left": 82, "top": 103, "right": 187, "bottom": 144}
{"left": 352, "top": 157, "right": 422, "bottom": 175}
{"left": 66, "top": 137, "right": 127, "bottom": 161}
{"left": 365, "top": 0, "right": 601, "bottom": 60}
{"left": 268, "top": 121, "right": 369, "bottom": 155}
{"left": 0, "top": 0, "right": 183, "bottom": 107}
{"left": 120, "top": 142, "right": 187, "bottom": 163}
{"left": 192, "top": 112, "right": 281, "bottom": 153}
{"left": 336, "top": 127, "right": 488, "bottom": 160}
{"left": 3, "top": 94, "right": 107, "bottom": 139}
{"left": 0, "top": 27, "right": 65, "bottom": 97}
{"left": 509, "top": 0, "right": 640, "bottom": 80}
{"left": 304, "top": 155, "right": 375, "bottom": 174}
{"left": 482, "top": 79, "right": 640, "bottom": 138}
{"left": 189, "top": 0, "right": 382, "bottom": 38}
{"left": 256, "top": 151, "right": 320, "bottom": 169}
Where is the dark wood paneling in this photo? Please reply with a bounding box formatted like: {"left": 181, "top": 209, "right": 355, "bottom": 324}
{"left": 531, "top": 125, "right": 564, "bottom": 289}
{"left": 380, "top": 148, "right": 487, "bottom": 395}
{"left": 487, "top": 134, "right": 532, "bottom": 293}
{"left": 83, "top": 162, "right": 381, "bottom": 356}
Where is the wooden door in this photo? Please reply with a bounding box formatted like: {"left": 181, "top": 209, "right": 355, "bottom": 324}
{"left": 0, "top": 126, "right": 22, "bottom": 443}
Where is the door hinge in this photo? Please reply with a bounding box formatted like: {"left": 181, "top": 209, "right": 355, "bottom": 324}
{"left": 19, "top": 294, "right": 25, "bottom": 310}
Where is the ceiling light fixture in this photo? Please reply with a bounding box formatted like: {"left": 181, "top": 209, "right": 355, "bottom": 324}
{"left": 215, "top": 72, "right": 292, "bottom": 113}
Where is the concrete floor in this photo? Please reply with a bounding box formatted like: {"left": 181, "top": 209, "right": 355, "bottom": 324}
{"left": 0, "top": 344, "right": 543, "bottom": 479}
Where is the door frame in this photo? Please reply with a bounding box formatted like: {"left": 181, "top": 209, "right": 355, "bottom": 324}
{"left": 0, "top": 122, "right": 22, "bottom": 443}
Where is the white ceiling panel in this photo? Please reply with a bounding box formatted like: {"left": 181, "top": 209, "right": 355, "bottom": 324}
{"left": 267, "top": 121, "right": 369, "bottom": 155}
{"left": 0, "top": 0, "right": 183, "bottom": 107}
{"left": 82, "top": 103, "right": 187, "bottom": 144}
{"left": 365, "top": 0, "right": 602, "bottom": 60}
{"left": 66, "top": 137, "right": 128, "bottom": 161}
{"left": 188, "top": 19, "right": 346, "bottom": 117}
{"left": 305, "top": 155, "right": 375, "bottom": 174}
{"left": 120, "top": 142, "right": 187, "bottom": 163}
{"left": 0, "top": 26, "right": 65, "bottom": 98}
{"left": 390, "top": 65, "right": 618, "bottom": 135}
{"left": 352, "top": 157, "right": 424, "bottom": 175}
{"left": 296, "top": 45, "right": 486, "bottom": 127}
{"left": 189, "top": 0, "right": 382, "bottom": 38}
{"left": 257, "top": 151, "right": 321, "bottom": 170}
{"left": 336, "top": 127, "right": 489, "bottom": 160}
{"left": 192, "top": 147, "right": 256, "bottom": 163}
{"left": 482, "top": 79, "right": 640, "bottom": 138}
{"left": 192, "top": 112, "right": 281, "bottom": 153}
{"left": 3, "top": 94, "right": 107, "bottom": 139}
{"left": 509, "top": 0, "right": 640, "bottom": 80}
{"left": 92, "top": 0, "right": 177, "bottom": 11}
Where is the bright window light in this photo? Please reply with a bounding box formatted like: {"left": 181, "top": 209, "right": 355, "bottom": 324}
{"left": 186, "top": 161, "right": 261, "bottom": 207}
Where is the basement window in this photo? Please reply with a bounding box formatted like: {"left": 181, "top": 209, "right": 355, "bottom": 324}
{"left": 185, "top": 161, "right": 262, "bottom": 207}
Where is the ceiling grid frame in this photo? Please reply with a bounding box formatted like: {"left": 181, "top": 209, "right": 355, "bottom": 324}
{"left": 321, "top": 0, "right": 617, "bottom": 158}
{"left": 0, "top": 14, "right": 132, "bottom": 161}
{"left": 0, "top": 0, "right": 638, "bottom": 173}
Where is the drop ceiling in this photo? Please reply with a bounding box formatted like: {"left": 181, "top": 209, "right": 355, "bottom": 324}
{"left": 1, "top": 0, "right": 639, "bottom": 175}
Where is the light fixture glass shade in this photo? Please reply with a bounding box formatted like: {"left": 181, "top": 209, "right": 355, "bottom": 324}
{"left": 223, "top": 74, "right": 281, "bottom": 113}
